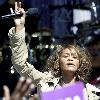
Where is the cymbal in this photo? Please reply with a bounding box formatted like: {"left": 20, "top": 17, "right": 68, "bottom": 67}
{"left": 32, "top": 32, "right": 51, "bottom": 37}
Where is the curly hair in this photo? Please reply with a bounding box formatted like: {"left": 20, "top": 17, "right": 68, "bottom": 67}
{"left": 46, "top": 44, "right": 92, "bottom": 84}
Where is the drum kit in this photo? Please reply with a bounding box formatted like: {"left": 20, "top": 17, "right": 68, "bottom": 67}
{"left": 30, "top": 31, "right": 55, "bottom": 49}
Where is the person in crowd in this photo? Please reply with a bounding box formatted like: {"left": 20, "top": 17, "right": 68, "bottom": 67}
{"left": 8, "top": 1, "right": 100, "bottom": 100}
{"left": 3, "top": 77, "right": 36, "bottom": 100}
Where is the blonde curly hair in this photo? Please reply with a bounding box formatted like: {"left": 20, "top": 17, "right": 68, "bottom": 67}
{"left": 46, "top": 44, "right": 92, "bottom": 84}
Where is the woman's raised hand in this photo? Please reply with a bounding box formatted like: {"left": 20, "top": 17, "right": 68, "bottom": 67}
{"left": 10, "top": 2, "right": 26, "bottom": 32}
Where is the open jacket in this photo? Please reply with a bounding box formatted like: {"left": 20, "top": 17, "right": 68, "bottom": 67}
{"left": 8, "top": 27, "right": 100, "bottom": 100}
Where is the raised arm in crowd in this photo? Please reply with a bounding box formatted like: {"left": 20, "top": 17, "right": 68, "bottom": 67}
{"left": 8, "top": 1, "right": 100, "bottom": 100}
{"left": 3, "top": 77, "right": 36, "bottom": 100}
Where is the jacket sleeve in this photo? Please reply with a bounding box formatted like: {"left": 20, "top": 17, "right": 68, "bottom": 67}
{"left": 8, "top": 27, "right": 50, "bottom": 84}
{"left": 85, "top": 83, "right": 100, "bottom": 100}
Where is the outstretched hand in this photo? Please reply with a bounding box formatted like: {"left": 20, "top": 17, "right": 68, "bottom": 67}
{"left": 3, "top": 77, "right": 35, "bottom": 100}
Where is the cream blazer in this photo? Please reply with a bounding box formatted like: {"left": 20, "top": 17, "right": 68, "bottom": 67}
{"left": 8, "top": 27, "right": 100, "bottom": 100}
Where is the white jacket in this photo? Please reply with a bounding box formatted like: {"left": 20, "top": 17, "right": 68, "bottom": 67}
{"left": 9, "top": 27, "right": 100, "bottom": 100}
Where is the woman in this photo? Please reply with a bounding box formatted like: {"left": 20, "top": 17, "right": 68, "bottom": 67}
{"left": 8, "top": 1, "right": 100, "bottom": 100}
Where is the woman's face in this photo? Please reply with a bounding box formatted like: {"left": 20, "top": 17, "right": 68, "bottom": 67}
{"left": 59, "top": 47, "right": 80, "bottom": 73}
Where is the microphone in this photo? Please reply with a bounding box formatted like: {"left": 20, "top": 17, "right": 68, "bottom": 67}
{"left": 1, "top": 8, "right": 38, "bottom": 19}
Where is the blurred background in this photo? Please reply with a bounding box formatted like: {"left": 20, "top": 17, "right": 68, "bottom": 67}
{"left": 0, "top": 0, "right": 99, "bottom": 97}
